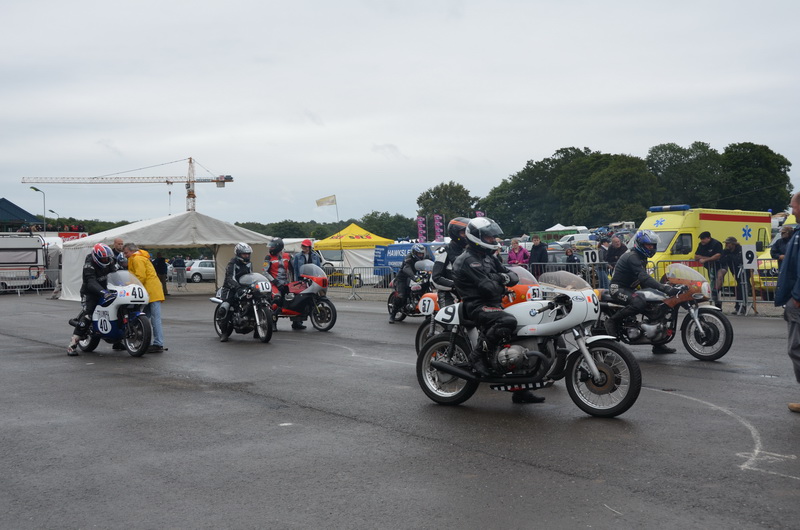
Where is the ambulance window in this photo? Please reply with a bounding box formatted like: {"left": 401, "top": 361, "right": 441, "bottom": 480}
{"left": 652, "top": 231, "right": 675, "bottom": 252}
{"left": 671, "top": 233, "right": 692, "bottom": 254}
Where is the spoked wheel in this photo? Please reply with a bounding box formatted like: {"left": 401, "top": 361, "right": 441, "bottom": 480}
{"left": 414, "top": 317, "right": 447, "bottom": 354}
{"left": 78, "top": 334, "right": 101, "bottom": 353}
{"left": 387, "top": 292, "right": 406, "bottom": 322}
{"left": 416, "top": 333, "right": 479, "bottom": 406}
{"left": 565, "top": 339, "right": 641, "bottom": 418}
{"left": 255, "top": 305, "right": 273, "bottom": 343}
{"left": 124, "top": 314, "right": 152, "bottom": 357}
{"left": 682, "top": 308, "right": 734, "bottom": 361}
{"left": 213, "top": 305, "right": 228, "bottom": 338}
{"left": 310, "top": 298, "right": 337, "bottom": 332}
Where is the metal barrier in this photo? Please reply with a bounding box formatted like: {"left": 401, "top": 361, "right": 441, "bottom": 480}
{"left": 326, "top": 266, "right": 395, "bottom": 301}
{"left": 0, "top": 267, "right": 58, "bottom": 295}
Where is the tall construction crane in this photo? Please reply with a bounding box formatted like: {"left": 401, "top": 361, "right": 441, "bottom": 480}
{"left": 21, "top": 157, "right": 232, "bottom": 212}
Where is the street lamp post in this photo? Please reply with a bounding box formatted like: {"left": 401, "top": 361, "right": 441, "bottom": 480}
{"left": 49, "top": 209, "right": 61, "bottom": 231}
{"left": 30, "top": 186, "right": 46, "bottom": 235}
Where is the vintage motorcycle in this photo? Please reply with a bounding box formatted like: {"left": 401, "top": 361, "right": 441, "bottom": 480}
{"left": 270, "top": 263, "right": 337, "bottom": 332}
{"left": 70, "top": 270, "right": 152, "bottom": 356}
{"left": 591, "top": 263, "right": 734, "bottom": 361}
{"left": 211, "top": 272, "right": 274, "bottom": 343}
{"left": 417, "top": 269, "right": 641, "bottom": 417}
{"left": 387, "top": 259, "right": 434, "bottom": 322}
{"left": 414, "top": 266, "right": 542, "bottom": 354}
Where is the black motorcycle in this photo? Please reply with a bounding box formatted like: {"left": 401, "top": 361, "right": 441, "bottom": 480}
{"left": 211, "top": 272, "right": 274, "bottom": 343}
{"left": 591, "top": 263, "right": 733, "bottom": 361}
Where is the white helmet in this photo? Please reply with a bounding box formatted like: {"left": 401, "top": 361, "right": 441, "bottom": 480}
{"left": 465, "top": 217, "right": 503, "bottom": 254}
{"left": 235, "top": 242, "right": 252, "bottom": 263}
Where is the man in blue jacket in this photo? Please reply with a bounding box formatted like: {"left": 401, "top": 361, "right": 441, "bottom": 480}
{"left": 775, "top": 192, "right": 800, "bottom": 413}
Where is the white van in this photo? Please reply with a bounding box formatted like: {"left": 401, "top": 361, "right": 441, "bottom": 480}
{"left": 0, "top": 234, "right": 48, "bottom": 291}
{"left": 556, "top": 233, "right": 595, "bottom": 249}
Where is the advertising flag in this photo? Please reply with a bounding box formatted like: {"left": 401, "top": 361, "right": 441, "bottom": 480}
{"left": 475, "top": 211, "right": 485, "bottom": 217}
{"left": 434, "top": 214, "right": 444, "bottom": 242}
{"left": 416, "top": 216, "right": 427, "bottom": 243}
{"left": 316, "top": 195, "right": 337, "bottom": 207}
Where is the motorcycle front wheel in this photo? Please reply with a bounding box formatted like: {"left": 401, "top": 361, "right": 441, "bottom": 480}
{"left": 255, "top": 305, "right": 273, "bottom": 343}
{"left": 417, "top": 333, "right": 479, "bottom": 406}
{"left": 311, "top": 298, "right": 337, "bottom": 332}
{"left": 125, "top": 314, "right": 152, "bottom": 357}
{"left": 414, "top": 317, "right": 447, "bottom": 354}
{"left": 387, "top": 292, "right": 406, "bottom": 322}
{"left": 565, "top": 339, "right": 641, "bottom": 418}
{"left": 78, "top": 333, "right": 101, "bottom": 353}
{"left": 681, "top": 308, "right": 733, "bottom": 361}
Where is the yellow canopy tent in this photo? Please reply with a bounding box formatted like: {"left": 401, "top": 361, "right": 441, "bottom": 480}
{"left": 314, "top": 223, "right": 393, "bottom": 268}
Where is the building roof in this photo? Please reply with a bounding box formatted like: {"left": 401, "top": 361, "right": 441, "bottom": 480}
{"left": 0, "top": 198, "right": 42, "bottom": 224}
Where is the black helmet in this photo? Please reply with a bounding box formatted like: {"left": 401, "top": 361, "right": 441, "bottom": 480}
{"left": 465, "top": 217, "right": 503, "bottom": 255}
{"left": 448, "top": 217, "right": 470, "bottom": 247}
{"left": 268, "top": 238, "right": 284, "bottom": 255}
{"left": 235, "top": 242, "right": 252, "bottom": 263}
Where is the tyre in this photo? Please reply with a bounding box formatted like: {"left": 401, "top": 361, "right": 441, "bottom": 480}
{"left": 414, "top": 317, "right": 447, "bottom": 354}
{"left": 78, "top": 334, "right": 101, "bottom": 352}
{"left": 213, "top": 305, "right": 232, "bottom": 338}
{"left": 681, "top": 308, "right": 734, "bottom": 361}
{"left": 191, "top": 273, "right": 203, "bottom": 283}
{"left": 565, "top": 339, "right": 641, "bottom": 418}
{"left": 124, "top": 314, "right": 152, "bottom": 357}
{"left": 387, "top": 292, "right": 406, "bottom": 322}
{"left": 416, "top": 333, "right": 479, "bottom": 406}
{"left": 310, "top": 298, "right": 337, "bottom": 332}
{"left": 255, "top": 305, "right": 273, "bottom": 343}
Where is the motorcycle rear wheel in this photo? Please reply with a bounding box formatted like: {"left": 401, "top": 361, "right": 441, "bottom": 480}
{"left": 78, "top": 334, "right": 101, "bottom": 353}
{"left": 125, "top": 314, "right": 151, "bottom": 357}
{"left": 310, "top": 298, "right": 337, "bottom": 332}
{"left": 414, "top": 317, "right": 447, "bottom": 354}
{"left": 417, "top": 333, "right": 479, "bottom": 406}
{"left": 681, "top": 308, "right": 733, "bottom": 361}
{"left": 387, "top": 292, "right": 406, "bottom": 322}
{"left": 255, "top": 305, "right": 273, "bottom": 343}
{"left": 565, "top": 339, "right": 641, "bottom": 418}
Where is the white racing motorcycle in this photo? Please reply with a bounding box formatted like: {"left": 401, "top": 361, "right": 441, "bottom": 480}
{"left": 71, "top": 270, "right": 152, "bottom": 356}
{"left": 417, "top": 269, "right": 642, "bottom": 417}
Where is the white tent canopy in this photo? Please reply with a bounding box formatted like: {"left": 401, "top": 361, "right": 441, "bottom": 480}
{"left": 61, "top": 211, "right": 273, "bottom": 301}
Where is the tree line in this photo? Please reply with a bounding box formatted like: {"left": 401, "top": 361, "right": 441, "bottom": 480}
{"left": 63, "top": 141, "right": 792, "bottom": 243}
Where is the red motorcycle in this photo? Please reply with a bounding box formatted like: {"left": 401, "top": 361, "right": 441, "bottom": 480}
{"left": 270, "top": 263, "right": 337, "bottom": 331}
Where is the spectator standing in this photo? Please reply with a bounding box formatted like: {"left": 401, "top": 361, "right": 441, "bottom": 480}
{"left": 291, "top": 239, "right": 321, "bottom": 275}
{"left": 695, "top": 231, "right": 723, "bottom": 308}
{"left": 112, "top": 237, "right": 127, "bottom": 269}
{"left": 772, "top": 225, "right": 793, "bottom": 270}
{"left": 172, "top": 255, "right": 187, "bottom": 287}
{"left": 717, "top": 236, "right": 748, "bottom": 315}
{"left": 605, "top": 236, "right": 627, "bottom": 271}
{"left": 774, "top": 192, "right": 800, "bottom": 413}
{"left": 153, "top": 252, "right": 169, "bottom": 296}
{"left": 597, "top": 237, "right": 611, "bottom": 289}
{"left": 507, "top": 238, "right": 530, "bottom": 266}
{"left": 564, "top": 247, "right": 580, "bottom": 275}
{"left": 528, "top": 234, "right": 549, "bottom": 278}
{"left": 123, "top": 243, "right": 166, "bottom": 353}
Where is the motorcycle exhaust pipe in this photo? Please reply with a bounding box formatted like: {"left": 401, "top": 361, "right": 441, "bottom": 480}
{"left": 430, "top": 361, "right": 548, "bottom": 385}
{"left": 209, "top": 297, "right": 223, "bottom": 304}
{"left": 430, "top": 360, "right": 479, "bottom": 381}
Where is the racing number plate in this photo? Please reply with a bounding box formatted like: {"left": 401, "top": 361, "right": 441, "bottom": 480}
{"left": 255, "top": 281, "right": 272, "bottom": 292}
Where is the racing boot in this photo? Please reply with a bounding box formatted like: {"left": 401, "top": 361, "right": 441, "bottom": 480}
{"left": 469, "top": 333, "right": 493, "bottom": 376}
{"left": 652, "top": 343, "right": 677, "bottom": 354}
{"left": 66, "top": 334, "right": 81, "bottom": 356}
{"left": 512, "top": 390, "right": 546, "bottom": 404}
{"left": 291, "top": 319, "right": 307, "bottom": 330}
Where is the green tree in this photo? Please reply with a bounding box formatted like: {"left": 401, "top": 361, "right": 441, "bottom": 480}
{"left": 359, "top": 211, "right": 414, "bottom": 241}
{"left": 718, "top": 142, "right": 792, "bottom": 212}
{"left": 646, "top": 142, "right": 722, "bottom": 207}
{"left": 416, "top": 181, "right": 478, "bottom": 222}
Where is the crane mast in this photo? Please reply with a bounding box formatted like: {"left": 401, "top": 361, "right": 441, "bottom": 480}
{"left": 21, "top": 158, "right": 232, "bottom": 212}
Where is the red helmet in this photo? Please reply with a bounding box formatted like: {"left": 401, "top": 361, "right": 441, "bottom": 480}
{"left": 92, "top": 243, "right": 114, "bottom": 267}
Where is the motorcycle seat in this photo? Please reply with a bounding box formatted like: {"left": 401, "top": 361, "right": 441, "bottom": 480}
{"left": 598, "top": 290, "right": 615, "bottom": 303}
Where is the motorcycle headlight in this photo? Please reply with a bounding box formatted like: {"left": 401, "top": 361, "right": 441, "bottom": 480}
{"left": 701, "top": 282, "right": 711, "bottom": 299}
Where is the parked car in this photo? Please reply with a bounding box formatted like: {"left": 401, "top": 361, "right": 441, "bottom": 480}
{"left": 185, "top": 259, "right": 216, "bottom": 283}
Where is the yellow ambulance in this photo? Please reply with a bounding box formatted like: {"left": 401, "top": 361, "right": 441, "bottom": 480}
{"left": 637, "top": 205, "right": 772, "bottom": 282}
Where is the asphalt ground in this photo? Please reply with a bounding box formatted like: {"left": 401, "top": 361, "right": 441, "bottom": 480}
{"left": 2, "top": 289, "right": 799, "bottom": 529}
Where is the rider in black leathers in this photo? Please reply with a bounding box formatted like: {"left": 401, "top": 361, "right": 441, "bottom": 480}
{"left": 431, "top": 217, "right": 469, "bottom": 308}
{"left": 605, "top": 229, "right": 680, "bottom": 354}
{"left": 453, "top": 217, "right": 545, "bottom": 404}
{"left": 389, "top": 243, "right": 427, "bottom": 323}
{"left": 67, "top": 243, "right": 118, "bottom": 356}
{"left": 219, "top": 242, "right": 253, "bottom": 342}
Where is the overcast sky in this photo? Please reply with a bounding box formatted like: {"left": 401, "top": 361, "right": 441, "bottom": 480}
{"left": 3, "top": 0, "right": 799, "bottom": 228}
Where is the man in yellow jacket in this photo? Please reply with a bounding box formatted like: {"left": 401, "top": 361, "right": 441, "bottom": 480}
{"left": 123, "top": 243, "right": 166, "bottom": 353}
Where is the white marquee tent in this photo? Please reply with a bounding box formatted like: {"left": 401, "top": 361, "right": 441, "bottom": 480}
{"left": 60, "top": 211, "right": 273, "bottom": 301}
